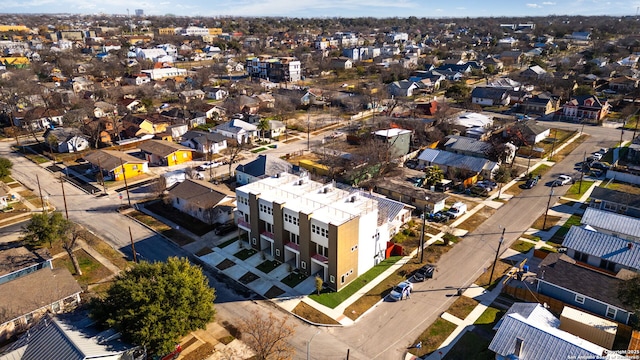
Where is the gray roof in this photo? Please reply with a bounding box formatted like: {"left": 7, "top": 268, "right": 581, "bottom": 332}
{"left": 168, "top": 179, "right": 233, "bottom": 209}
{"left": 590, "top": 187, "right": 640, "bottom": 209}
{"left": 431, "top": 150, "right": 497, "bottom": 173}
{"left": 581, "top": 207, "right": 640, "bottom": 240}
{"left": 83, "top": 150, "right": 146, "bottom": 172}
{"left": 181, "top": 130, "right": 227, "bottom": 146}
{"left": 443, "top": 135, "right": 491, "bottom": 155}
{"left": 471, "top": 86, "right": 509, "bottom": 100}
{"left": 138, "top": 139, "right": 193, "bottom": 158}
{"left": 235, "top": 154, "right": 293, "bottom": 179}
{"left": 538, "top": 253, "right": 628, "bottom": 310}
{"left": 0, "top": 246, "right": 51, "bottom": 278}
{"left": 489, "top": 305, "right": 606, "bottom": 360}
{"left": 360, "top": 191, "right": 414, "bottom": 226}
{"left": 562, "top": 225, "right": 640, "bottom": 271}
{"left": 0, "top": 313, "right": 139, "bottom": 360}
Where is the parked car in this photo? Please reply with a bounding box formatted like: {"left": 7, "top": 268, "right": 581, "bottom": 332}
{"left": 591, "top": 152, "right": 603, "bottom": 161}
{"left": 590, "top": 162, "right": 611, "bottom": 171}
{"left": 552, "top": 175, "right": 573, "bottom": 187}
{"left": 413, "top": 265, "right": 435, "bottom": 282}
{"left": 523, "top": 177, "right": 538, "bottom": 189}
{"left": 430, "top": 211, "right": 451, "bottom": 223}
{"left": 214, "top": 222, "right": 237, "bottom": 236}
{"left": 446, "top": 202, "right": 467, "bottom": 219}
{"left": 477, "top": 180, "right": 497, "bottom": 191}
{"left": 389, "top": 281, "right": 413, "bottom": 301}
{"left": 197, "top": 161, "right": 222, "bottom": 171}
{"left": 469, "top": 185, "right": 489, "bottom": 197}
{"left": 597, "top": 148, "right": 608, "bottom": 155}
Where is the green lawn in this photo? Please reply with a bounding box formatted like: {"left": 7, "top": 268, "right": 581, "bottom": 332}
{"left": 409, "top": 318, "right": 457, "bottom": 357}
{"left": 549, "top": 214, "right": 582, "bottom": 243}
{"left": 474, "top": 306, "right": 505, "bottom": 326}
{"left": 510, "top": 240, "right": 536, "bottom": 253}
{"left": 564, "top": 180, "right": 595, "bottom": 200}
{"left": 218, "top": 237, "right": 237, "bottom": 248}
{"left": 282, "top": 272, "right": 308, "bottom": 288}
{"left": 256, "top": 259, "right": 280, "bottom": 273}
{"left": 443, "top": 330, "right": 494, "bottom": 360}
{"left": 53, "top": 249, "right": 113, "bottom": 288}
{"left": 251, "top": 147, "right": 268, "bottom": 153}
{"left": 308, "top": 256, "right": 402, "bottom": 309}
{"left": 234, "top": 248, "right": 257, "bottom": 260}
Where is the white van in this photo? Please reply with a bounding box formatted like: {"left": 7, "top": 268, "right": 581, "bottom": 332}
{"left": 446, "top": 202, "right": 467, "bottom": 219}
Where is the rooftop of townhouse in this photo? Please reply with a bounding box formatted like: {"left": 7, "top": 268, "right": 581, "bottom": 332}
{"left": 237, "top": 173, "right": 375, "bottom": 225}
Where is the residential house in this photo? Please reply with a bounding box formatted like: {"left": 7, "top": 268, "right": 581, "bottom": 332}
{"left": 265, "top": 119, "right": 286, "bottom": 139}
{"left": 415, "top": 100, "right": 438, "bottom": 115}
{"left": 123, "top": 73, "right": 150, "bottom": 86}
{"left": 140, "top": 66, "right": 187, "bottom": 80}
{"left": 581, "top": 207, "right": 640, "bottom": 242}
{"left": 204, "top": 86, "right": 228, "bottom": 100}
{"left": 522, "top": 94, "right": 561, "bottom": 115}
{"left": 179, "top": 89, "right": 205, "bottom": 103}
{"left": 589, "top": 187, "right": 640, "bottom": 218}
{"left": 504, "top": 122, "right": 551, "bottom": 145}
{"left": 93, "top": 101, "right": 116, "bottom": 118}
{"left": 330, "top": 57, "right": 353, "bottom": 70}
{"left": 563, "top": 225, "right": 640, "bottom": 273}
{"left": 499, "top": 51, "right": 524, "bottom": 67}
{"left": 388, "top": 80, "right": 420, "bottom": 97}
{"left": 19, "top": 107, "right": 64, "bottom": 131}
{"left": 431, "top": 69, "right": 463, "bottom": 81}
{"left": 371, "top": 177, "right": 448, "bottom": 215}
{"left": 42, "top": 128, "right": 90, "bottom": 153}
{"left": 159, "top": 124, "right": 189, "bottom": 142}
{"left": 484, "top": 56, "right": 504, "bottom": 71}
{"left": 442, "top": 135, "right": 492, "bottom": 159}
{"left": 83, "top": 150, "right": 149, "bottom": 181}
{"left": 237, "top": 95, "right": 261, "bottom": 115}
{"left": 0, "top": 246, "right": 81, "bottom": 342}
{"left": 471, "top": 87, "right": 511, "bottom": 106}
{"left": 254, "top": 93, "right": 275, "bottom": 109}
{"left": 417, "top": 148, "right": 499, "bottom": 179}
{"left": 520, "top": 65, "right": 549, "bottom": 79}
{"left": 168, "top": 179, "right": 235, "bottom": 225}
{"left": 452, "top": 112, "right": 494, "bottom": 140}
{"left": 536, "top": 253, "right": 634, "bottom": 324}
{"left": 562, "top": 95, "right": 610, "bottom": 124}
{"left": 138, "top": 139, "right": 194, "bottom": 166}
{"left": 214, "top": 119, "right": 258, "bottom": 143}
{"left": 246, "top": 55, "right": 301, "bottom": 83}
{"left": 119, "top": 98, "right": 144, "bottom": 113}
{"left": 372, "top": 129, "right": 412, "bottom": 157}
{"left": 489, "top": 303, "right": 611, "bottom": 360}
{"left": 180, "top": 130, "right": 228, "bottom": 154}
{"left": 236, "top": 173, "right": 393, "bottom": 291}
{"left": 608, "top": 76, "right": 639, "bottom": 92}
{"left": 121, "top": 113, "right": 171, "bottom": 138}
{"left": 71, "top": 77, "right": 93, "bottom": 94}
{"left": 0, "top": 312, "right": 146, "bottom": 360}
{"left": 235, "top": 154, "right": 296, "bottom": 186}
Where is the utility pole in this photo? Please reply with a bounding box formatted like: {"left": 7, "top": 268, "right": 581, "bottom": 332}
{"left": 118, "top": 158, "right": 132, "bottom": 207}
{"left": 543, "top": 188, "right": 555, "bottom": 230}
{"left": 549, "top": 129, "right": 557, "bottom": 161}
{"left": 307, "top": 107, "right": 311, "bottom": 151}
{"left": 578, "top": 151, "right": 586, "bottom": 194}
{"left": 420, "top": 197, "right": 429, "bottom": 263}
{"left": 488, "top": 227, "right": 506, "bottom": 285}
{"left": 60, "top": 174, "right": 68, "bottom": 219}
{"left": 129, "top": 226, "right": 137, "bottom": 263}
{"left": 36, "top": 174, "right": 46, "bottom": 213}
{"left": 97, "top": 157, "right": 107, "bottom": 195}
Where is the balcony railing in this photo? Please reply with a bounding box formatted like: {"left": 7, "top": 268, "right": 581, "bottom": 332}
{"left": 311, "top": 253, "right": 329, "bottom": 264}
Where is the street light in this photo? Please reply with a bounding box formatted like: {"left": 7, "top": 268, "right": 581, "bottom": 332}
{"left": 543, "top": 188, "right": 555, "bottom": 230}
{"left": 488, "top": 227, "right": 506, "bottom": 285}
{"left": 307, "top": 329, "right": 321, "bottom": 360}
{"left": 420, "top": 197, "right": 429, "bottom": 263}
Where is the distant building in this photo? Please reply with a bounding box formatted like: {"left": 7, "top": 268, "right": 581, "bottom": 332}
{"left": 135, "top": 8, "right": 144, "bottom": 16}
{"left": 246, "top": 55, "right": 301, "bottom": 83}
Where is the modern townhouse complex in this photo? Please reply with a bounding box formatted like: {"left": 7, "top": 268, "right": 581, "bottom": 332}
{"left": 246, "top": 55, "right": 301, "bottom": 83}
{"left": 235, "top": 173, "right": 409, "bottom": 291}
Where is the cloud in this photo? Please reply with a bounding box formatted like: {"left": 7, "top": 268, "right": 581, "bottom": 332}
{"left": 526, "top": 3, "right": 542, "bottom": 8}
{"left": 542, "top": 1, "right": 556, "bottom": 4}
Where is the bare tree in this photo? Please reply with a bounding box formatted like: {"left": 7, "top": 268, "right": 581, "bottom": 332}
{"left": 60, "top": 222, "right": 88, "bottom": 276}
{"left": 238, "top": 310, "right": 296, "bottom": 360}
{"left": 222, "top": 139, "right": 246, "bottom": 178}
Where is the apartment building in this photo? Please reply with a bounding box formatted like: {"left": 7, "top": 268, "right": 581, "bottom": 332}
{"left": 246, "top": 55, "right": 301, "bottom": 83}
{"left": 236, "top": 173, "right": 407, "bottom": 291}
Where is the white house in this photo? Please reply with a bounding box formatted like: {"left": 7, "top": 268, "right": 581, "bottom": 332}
{"left": 140, "top": 67, "right": 187, "bottom": 80}
{"left": 214, "top": 119, "right": 258, "bottom": 143}
{"left": 204, "top": 87, "right": 228, "bottom": 100}
{"left": 43, "top": 128, "right": 90, "bottom": 153}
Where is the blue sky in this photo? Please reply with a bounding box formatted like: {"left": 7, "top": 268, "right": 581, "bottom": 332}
{"left": 1, "top": 0, "right": 639, "bottom": 18}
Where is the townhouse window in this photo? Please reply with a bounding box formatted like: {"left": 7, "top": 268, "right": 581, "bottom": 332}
{"left": 606, "top": 307, "right": 617, "bottom": 319}
{"left": 575, "top": 294, "right": 585, "bottom": 304}
{"left": 330, "top": 275, "right": 335, "bottom": 283}
{"left": 316, "top": 244, "right": 328, "bottom": 257}
{"left": 290, "top": 233, "right": 299, "bottom": 244}
{"left": 301, "top": 261, "right": 306, "bottom": 269}
{"left": 573, "top": 251, "right": 588, "bottom": 263}
{"left": 341, "top": 275, "right": 345, "bottom": 284}
{"left": 275, "top": 249, "right": 280, "bottom": 256}
{"left": 265, "top": 223, "right": 273, "bottom": 233}
{"left": 600, "top": 259, "right": 616, "bottom": 272}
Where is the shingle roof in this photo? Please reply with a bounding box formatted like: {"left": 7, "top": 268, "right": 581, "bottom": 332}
{"left": 443, "top": 135, "right": 491, "bottom": 154}
{"left": 181, "top": 130, "right": 227, "bottom": 146}
{"left": 590, "top": 187, "right": 640, "bottom": 209}
{"left": 235, "top": 154, "right": 293, "bottom": 178}
{"left": 83, "top": 150, "right": 147, "bottom": 172}
{"left": 420, "top": 149, "right": 496, "bottom": 173}
{"left": 562, "top": 225, "right": 640, "bottom": 271}
{"left": 0, "top": 268, "right": 82, "bottom": 325}
{"left": 138, "top": 139, "right": 193, "bottom": 158}
{"left": 0, "top": 246, "right": 51, "bottom": 278}
{"left": 538, "top": 253, "right": 628, "bottom": 310}
{"left": 168, "top": 179, "right": 232, "bottom": 208}
{"left": 489, "top": 306, "right": 606, "bottom": 360}
{"left": 471, "top": 87, "right": 509, "bottom": 100}
{"left": 581, "top": 207, "right": 640, "bottom": 240}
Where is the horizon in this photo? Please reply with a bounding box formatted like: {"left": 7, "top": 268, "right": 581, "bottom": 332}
{"left": 1, "top": 0, "right": 639, "bottom": 19}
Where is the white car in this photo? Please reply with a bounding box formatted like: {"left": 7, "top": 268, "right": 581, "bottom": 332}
{"left": 197, "top": 161, "right": 222, "bottom": 171}
{"left": 552, "top": 175, "right": 573, "bottom": 186}
{"left": 389, "top": 281, "right": 413, "bottom": 301}
{"left": 590, "top": 152, "right": 603, "bottom": 161}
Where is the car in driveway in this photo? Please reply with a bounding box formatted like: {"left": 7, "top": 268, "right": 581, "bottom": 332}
{"left": 552, "top": 175, "right": 573, "bottom": 187}
{"left": 197, "top": 161, "right": 222, "bottom": 171}
{"left": 413, "top": 265, "right": 435, "bottom": 282}
{"left": 389, "top": 281, "right": 413, "bottom": 301}
{"left": 523, "top": 177, "right": 538, "bottom": 189}
{"left": 477, "top": 180, "right": 497, "bottom": 191}
{"left": 590, "top": 162, "right": 611, "bottom": 171}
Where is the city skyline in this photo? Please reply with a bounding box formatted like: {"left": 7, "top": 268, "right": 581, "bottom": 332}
{"left": 1, "top": 0, "right": 639, "bottom": 19}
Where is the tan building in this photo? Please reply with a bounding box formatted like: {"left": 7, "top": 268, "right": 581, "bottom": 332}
{"left": 208, "top": 28, "right": 222, "bottom": 35}
{"left": 158, "top": 27, "right": 177, "bottom": 35}
{"left": 236, "top": 173, "right": 411, "bottom": 291}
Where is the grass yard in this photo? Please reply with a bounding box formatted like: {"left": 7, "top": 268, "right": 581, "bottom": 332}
{"left": 81, "top": 230, "right": 131, "bottom": 270}
{"left": 281, "top": 272, "right": 307, "bottom": 288}
{"left": 127, "top": 210, "right": 195, "bottom": 246}
{"left": 549, "top": 214, "right": 582, "bottom": 244}
{"left": 145, "top": 201, "right": 215, "bottom": 236}
{"left": 553, "top": 134, "right": 588, "bottom": 161}
{"left": 475, "top": 260, "right": 513, "bottom": 289}
{"left": 600, "top": 180, "right": 640, "bottom": 195}
{"left": 447, "top": 296, "right": 480, "bottom": 320}
{"left": 443, "top": 330, "right": 494, "bottom": 360}
{"left": 234, "top": 248, "right": 257, "bottom": 260}
{"left": 292, "top": 301, "right": 341, "bottom": 325}
{"left": 409, "top": 318, "right": 457, "bottom": 357}
{"left": 251, "top": 147, "right": 268, "bottom": 153}
{"left": 53, "top": 249, "right": 113, "bottom": 288}
{"left": 510, "top": 240, "right": 536, "bottom": 253}
{"left": 218, "top": 237, "right": 237, "bottom": 248}
{"left": 456, "top": 207, "right": 496, "bottom": 233}
{"left": 256, "top": 259, "right": 280, "bottom": 273}
{"left": 564, "top": 180, "right": 595, "bottom": 199}
{"left": 308, "top": 256, "right": 402, "bottom": 309}
{"left": 521, "top": 234, "right": 541, "bottom": 242}
{"left": 531, "top": 214, "right": 561, "bottom": 231}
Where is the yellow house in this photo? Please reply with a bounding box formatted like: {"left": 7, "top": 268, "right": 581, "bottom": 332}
{"left": 0, "top": 57, "right": 30, "bottom": 68}
{"left": 0, "top": 25, "right": 29, "bottom": 32}
{"left": 138, "top": 139, "right": 194, "bottom": 167}
{"left": 84, "top": 150, "right": 149, "bottom": 182}
{"left": 158, "top": 27, "right": 176, "bottom": 35}
{"left": 208, "top": 28, "right": 222, "bottom": 35}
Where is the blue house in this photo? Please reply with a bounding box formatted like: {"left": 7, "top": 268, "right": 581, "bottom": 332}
{"left": 562, "top": 225, "right": 640, "bottom": 273}
{"left": 536, "top": 253, "right": 634, "bottom": 325}
{"left": 235, "top": 154, "right": 297, "bottom": 186}
{"left": 0, "top": 247, "right": 52, "bottom": 285}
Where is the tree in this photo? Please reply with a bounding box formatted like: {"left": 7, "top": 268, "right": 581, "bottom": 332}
{"left": 315, "top": 276, "right": 323, "bottom": 295}
{"left": 493, "top": 165, "right": 512, "bottom": 199}
{"left": 59, "top": 221, "right": 88, "bottom": 276}
{"left": 619, "top": 276, "right": 640, "bottom": 329}
{"left": 445, "top": 82, "right": 471, "bottom": 102}
{"left": 257, "top": 118, "right": 271, "bottom": 141}
{"left": 238, "top": 310, "right": 296, "bottom": 360}
{"left": 0, "top": 157, "right": 13, "bottom": 179}
{"left": 423, "top": 166, "right": 444, "bottom": 187}
{"left": 21, "top": 212, "right": 69, "bottom": 248}
{"left": 90, "top": 257, "right": 216, "bottom": 355}
{"left": 223, "top": 139, "right": 247, "bottom": 178}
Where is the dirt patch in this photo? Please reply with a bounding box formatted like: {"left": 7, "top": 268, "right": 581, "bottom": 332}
{"left": 456, "top": 207, "right": 496, "bottom": 233}
{"left": 180, "top": 342, "right": 215, "bottom": 360}
{"left": 238, "top": 271, "right": 259, "bottom": 284}
{"left": 195, "top": 247, "right": 213, "bottom": 257}
{"left": 474, "top": 260, "right": 514, "bottom": 288}
{"left": 264, "top": 285, "right": 285, "bottom": 298}
{"left": 531, "top": 214, "right": 562, "bottom": 231}
{"left": 447, "top": 296, "right": 480, "bottom": 320}
{"left": 292, "top": 301, "right": 340, "bottom": 325}
{"left": 216, "top": 259, "right": 236, "bottom": 270}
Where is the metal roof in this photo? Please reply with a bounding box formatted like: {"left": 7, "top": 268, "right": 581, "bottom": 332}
{"left": 581, "top": 207, "right": 640, "bottom": 239}
{"left": 590, "top": 187, "right": 640, "bottom": 209}
{"left": 235, "top": 154, "right": 293, "bottom": 178}
{"left": 562, "top": 226, "right": 640, "bottom": 271}
{"left": 443, "top": 135, "right": 492, "bottom": 154}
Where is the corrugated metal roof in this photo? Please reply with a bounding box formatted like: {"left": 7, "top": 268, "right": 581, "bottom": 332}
{"left": 360, "top": 191, "right": 411, "bottom": 226}
{"left": 581, "top": 207, "right": 640, "bottom": 239}
{"left": 489, "top": 311, "right": 606, "bottom": 360}
{"left": 443, "top": 135, "right": 492, "bottom": 154}
{"left": 433, "top": 151, "right": 496, "bottom": 173}
{"left": 562, "top": 226, "right": 640, "bottom": 271}
{"left": 417, "top": 148, "right": 439, "bottom": 162}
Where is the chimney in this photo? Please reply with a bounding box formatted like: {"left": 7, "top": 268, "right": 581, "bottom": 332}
{"left": 628, "top": 243, "right": 633, "bottom": 250}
